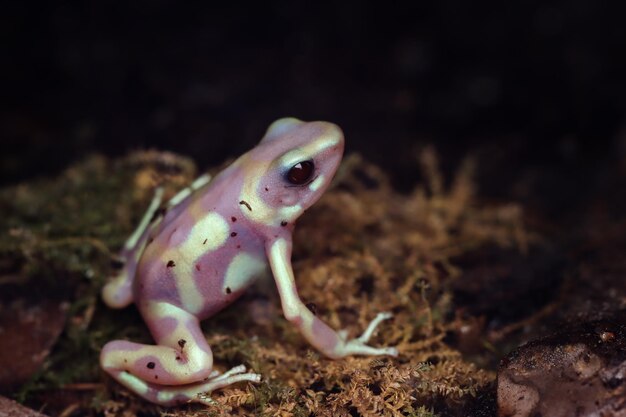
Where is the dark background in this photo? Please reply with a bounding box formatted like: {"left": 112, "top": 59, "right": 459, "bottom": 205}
{"left": 2, "top": 1, "right": 625, "bottom": 216}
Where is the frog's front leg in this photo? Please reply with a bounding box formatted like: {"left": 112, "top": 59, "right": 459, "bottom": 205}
{"left": 267, "top": 238, "right": 398, "bottom": 359}
{"left": 100, "top": 301, "right": 260, "bottom": 405}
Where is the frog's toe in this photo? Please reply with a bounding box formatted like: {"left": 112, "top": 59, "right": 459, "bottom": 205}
{"left": 180, "top": 369, "right": 262, "bottom": 405}
{"left": 342, "top": 339, "right": 399, "bottom": 357}
{"left": 357, "top": 311, "right": 394, "bottom": 343}
{"left": 382, "top": 346, "right": 399, "bottom": 357}
{"left": 193, "top": 392, "right": 218, "bottom": 406}
{"left": 210, "top": 364, "right": 248, "bottom": 381}
{"left": 200, "top": 365, "right": 261, "bottom": 391}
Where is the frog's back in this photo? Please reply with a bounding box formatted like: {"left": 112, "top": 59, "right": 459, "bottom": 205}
{"left": 133, "top": 164, "right": 268, "bottom": 317}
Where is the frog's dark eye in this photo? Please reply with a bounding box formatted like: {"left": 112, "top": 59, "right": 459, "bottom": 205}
{"left": 286, "top": 160, "right": 314, "bottom": 185}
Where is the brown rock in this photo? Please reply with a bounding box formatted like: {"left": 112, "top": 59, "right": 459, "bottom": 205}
{"left": 498, "top": 318, "right": 626, "bottom": 417}
{"left": 0, "top": 296, "right": 67, "bottom": 393}
{"left": 0, "top": 395, "right": 49, "bottom": 417}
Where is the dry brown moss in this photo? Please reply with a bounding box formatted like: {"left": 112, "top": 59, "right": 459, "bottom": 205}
{"left": 2, "top": 148, "right": 528, "bottom": 416}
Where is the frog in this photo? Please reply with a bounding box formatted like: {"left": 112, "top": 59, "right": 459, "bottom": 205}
{"left": 100, "top": 118, "right": 398, "bottom": 406}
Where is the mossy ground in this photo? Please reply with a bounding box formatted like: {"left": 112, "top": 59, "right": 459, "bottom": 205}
{"left": 0, "top": 149, "right": 528, "bottom": 416}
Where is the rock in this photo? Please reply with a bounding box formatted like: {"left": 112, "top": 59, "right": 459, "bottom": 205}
{"left": 498, "top": 317, "right": 626, "bottom": 417}
{"left": 0, "top": 395, "right": 49, "bottom": 417}
{"left": 0, "top": 294, "right": 68, "bottom": 393}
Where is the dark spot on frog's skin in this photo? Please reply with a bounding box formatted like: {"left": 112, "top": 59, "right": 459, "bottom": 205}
{"left": 166, "top": 260, "right": 176, "bottom": 268}
{"left": 154, "top": 375, "right": 158, "bottom": 380}
{"left": 265, "top": 186, "right": 269, "bottom": 191}
{"left": 203, "top": 238, "right": 207, "bottom": 245}
{"left": 231, "top": 216, "right": 237, "bottom": 222}
{"left": 226, "top": 287, "right": 232, "bottom": 294}
{"left": 305, "top": 302, "right": 317, "bottom": 315}
{"left": 236, "top": 245, "right": 241, "bottom": 249}
{"left": 146, "top": 237, "right": 154, "bottom": 246}
{"left": 176, "top": 355, "right": 181, "bottom": 361}
{"left": 230, "top": 232, "right": 237, "bottom": 237}
{"left": 147, "top": 362, "right": 155, "bottom": 369}
{"left": 281, "top": 220, "right": 288, "bottom": 227}
{"left": 124, "top": 359, "right": 128, "bottom": 363}
{"left": 195, "top": 264, "right": 201, "bottom": 271}
{"left": 178, "top": 339, "right": 186, "bottom": 348}
{"left": 239, "top": 200, "right": 252, "bottom": 211}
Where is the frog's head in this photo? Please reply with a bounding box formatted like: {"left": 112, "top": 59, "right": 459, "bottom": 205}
{"left": 239, "top": 118, "right": 344, "bottom": 226}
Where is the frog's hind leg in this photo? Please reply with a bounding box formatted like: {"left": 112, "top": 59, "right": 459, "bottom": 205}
{"left": 107, "top": 363, "right": 261, "bottom": 406}
{"left": 101, "top": 302, "right": 260, "bottom": 406}
{"left": 102, "top": 187, "right": 164, "bottom": 308}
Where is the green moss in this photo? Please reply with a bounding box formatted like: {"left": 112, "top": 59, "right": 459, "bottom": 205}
{"left": 2, "top": 152, "right": 196, "bottom": 406}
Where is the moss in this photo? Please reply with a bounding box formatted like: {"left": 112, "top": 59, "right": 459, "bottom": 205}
{"left": 2, "top": 149, "right": 528, "bottom": 416}
{"left": 1, "top": 151, "right": 196, "bottom": 407}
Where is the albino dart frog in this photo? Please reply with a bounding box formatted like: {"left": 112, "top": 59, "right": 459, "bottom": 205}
{"left": 100, "top": 118, "right": 398, "bottom": 406}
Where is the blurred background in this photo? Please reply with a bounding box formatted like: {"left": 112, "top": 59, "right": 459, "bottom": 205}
{"left": 2, "top": 1, "right": 625, "bottom": 217}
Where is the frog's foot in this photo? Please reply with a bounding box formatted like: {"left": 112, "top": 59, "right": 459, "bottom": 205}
{"left": 192, "top": 365, "right": 262, "bottom": 405}
{"left": 339, "top": 312, "right": 398, "bottom": 357}
{"left": 148, "top": 365, "right": 261, "bottom": 406}
{"left": 204, "top": 364, "right": 258, "bottom": 385}
{"left": 109, "top": 365, "right": 261, "bottom": 406}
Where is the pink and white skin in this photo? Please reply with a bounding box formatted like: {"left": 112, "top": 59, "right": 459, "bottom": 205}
{"left": 100, "top": 118, "right": 398, "bottom": 406}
